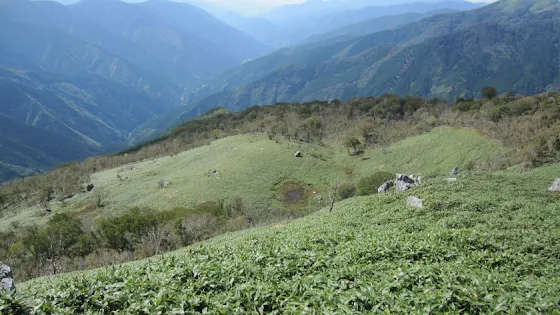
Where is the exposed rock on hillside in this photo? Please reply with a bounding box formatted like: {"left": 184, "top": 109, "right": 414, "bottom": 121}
{"left": 395, "top": 174, "right": 418, "bottom": 192}
{"left": 407, "top": 196, "right": 424, "bottom": 208}
{"left": 549, "top": 178, "right": 560, "bottom": 191}
{"left": 378, "top": 180, "right": 394, "bottom": 193}
{"left": 0, "top": 264, "right": 15, "bottom": 291}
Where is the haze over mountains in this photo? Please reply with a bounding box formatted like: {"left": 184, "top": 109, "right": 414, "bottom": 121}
{"left": 190, "top": 0, "right": 560, "bottom": 114}
{"left": 0, "top": 0, "right": 558, "bottom": 182}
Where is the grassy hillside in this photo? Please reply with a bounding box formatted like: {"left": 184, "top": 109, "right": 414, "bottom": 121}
{"left": 8, "top": 162, "right": 560, "bottom": 313}
{"left": 0, "top": 127, "right": 506, "bottom": 231}
{"left": 1, "top": 93, "right": 558, "bottom": 283}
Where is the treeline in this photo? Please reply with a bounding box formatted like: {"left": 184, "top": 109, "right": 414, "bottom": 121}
{"left": 0, "top": 197, "right": 305, "bottom": 282}
{"left": 1, "top": 90, "right": 560, "bottom": 214}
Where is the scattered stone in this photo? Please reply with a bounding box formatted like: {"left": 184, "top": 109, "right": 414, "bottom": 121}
{"left": 0, "top": 264, "right": 15, "bottom": 291}
{"left": 451, "top": 167, "right": 459, "bottom": 175}
{"left": 86, "top": 184, "right": 95, "bottom": 192}
{"left": 1, "top": 278, "right": 15, "bottom": 291}
{"left": 549, "top": 178, "right": 560, "bottom": 191}
{"left": 44, "top": 208, "right": 53, "bottom": 216}
{"left": 295, "top": 151, "right": 303, "bottom": 158}
{"left": 208, "top": 169, "right": 218, "bottom": 177}
{"left": 407, "top": 196, "right": 424, "bottom": 208}
{"left": 378, "top": 180, "right": 394, "bottom": 194}
{"left": 316, "top": 195, "right": 322, "bottom": 201}
{"left": 447, "top": 178, "right": 457, "bottom": 182}
{"left": 395, "top": 174, "right": 416, "bottom": 192}
{"left": 0, "top": 264, "right": 11, "bottom": 279}
{"left": 159, "top": 180, "right": 172, "bottom": 189}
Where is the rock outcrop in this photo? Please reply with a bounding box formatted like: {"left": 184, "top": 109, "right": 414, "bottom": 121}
{"left": 0, "top": 264, "right": 15, "bottom": 291}
{"left": 159, "top": 180, "right": 172, "bottom": 189}
{"left": 451, "top": 167, "right": 459, "bottom": 175}
{"left": 407, "top": 196, "right": 424, "bottom": 208}
{"left": 549, "top": 178, "right": 560, "bottom": 191}
{"left": 378, "top": 180, "right": 394, "bottom": 194}
{"left": 395, "top": 174, "right": 417, "bottom": 192}
{"left": 379, "top": 174, "right": 421, "bottom": 193}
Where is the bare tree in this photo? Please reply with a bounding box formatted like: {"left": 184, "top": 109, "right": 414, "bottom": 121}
{"left": 94, "top": 188, "right": 109, "bottom": 208}
{"left": 328, "top": 179, "right": 342, "bottom": 212}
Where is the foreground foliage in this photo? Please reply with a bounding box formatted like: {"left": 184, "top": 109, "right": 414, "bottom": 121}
{"left": 10, "top": 168, "right": 560, "bottom": 314}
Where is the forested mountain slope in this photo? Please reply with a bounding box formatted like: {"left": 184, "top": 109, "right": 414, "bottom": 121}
{"left": 0, "top": 0, "right": 272, "bottom": 181}
{"left": 190, "top": 0, "right": 560, "bottom": 113}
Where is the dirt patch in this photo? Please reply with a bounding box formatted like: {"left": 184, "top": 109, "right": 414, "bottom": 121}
{"left": 276, "top": 181, "right": 310, "bottom": 204}
{"left": 344, "top": 166, "right": 355, "bottom": 177}
{"left": 286, "top": 188, "right": 304, "bottom": 202}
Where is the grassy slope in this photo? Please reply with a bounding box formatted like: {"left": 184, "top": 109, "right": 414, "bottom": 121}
{"left": 18, "top": 163, "right": 560, "bottom": 313}
{"left": 1, "top": 127, "right": 506, "bottom": 230}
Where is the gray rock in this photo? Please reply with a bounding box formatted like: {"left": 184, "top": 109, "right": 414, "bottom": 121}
{"left": 0, "top": 264, "right": 12, "bottom": 279}
{"left": 451, "top": 167, "right": 459, "bottom": 175}
{"left": 407, "top": 196, "right": 424, "bottom": 208}
{"left": 1, "top": 277, "right": 15, "bottom": 291}
{"left": 0, "top": 264, "right": 15, "bottom": 291}
{"left": 549, "top": 178, "right": 560, "bottom": 191}
{"left": 397, "top": 174, "right": 416, "bottom": 184}
{"left": 159, "top": 180, "right": 172, "bottom": 189}
{"left": 395, "top": 174, "right": 416, "bottom": 192}
{"left": 378, "top": 180, "right": 394, "bottom": 193}
{"left": 295, "top": 151, "right": 302, "bottom": 158}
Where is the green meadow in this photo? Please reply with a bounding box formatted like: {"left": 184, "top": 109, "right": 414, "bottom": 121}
{"left": 0, "top": 126, "right": 507, "bottom": 230}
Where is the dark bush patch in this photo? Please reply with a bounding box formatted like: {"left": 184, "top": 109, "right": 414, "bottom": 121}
{"left": 357, "top": 171, "right": 394, "bottom": 195}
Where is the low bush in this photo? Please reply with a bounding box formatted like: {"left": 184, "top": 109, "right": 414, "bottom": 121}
{"left": 357, "top": 171, "right": 394, "bottom": 196}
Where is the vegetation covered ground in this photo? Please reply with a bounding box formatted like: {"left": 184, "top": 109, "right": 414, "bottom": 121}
{"left": 0, "top": 126, "right": 505, "bottom": 230}
{"left": 1, "top": 91, "right": 559, "bottom": 282}
{"left": 3, "top": 163, "right": 559, "bottom": 313}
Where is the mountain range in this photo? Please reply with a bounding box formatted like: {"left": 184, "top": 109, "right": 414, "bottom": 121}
{"left": 187, "top": 0, "right": 560, "bottom": 115}
{"left": 0, "top": 0, "right": 271, "bottom": 181}
{"left": 217, "top": 0, "right": 481, "bottom": 47}
{"left": 1, "top": 0, "right": 559, "bottom": 182}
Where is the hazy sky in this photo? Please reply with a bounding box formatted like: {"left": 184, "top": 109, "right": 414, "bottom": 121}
{"left": 54, "top": 0, "right": 497, "bottom": 16}
{"left": 202, "top": 0, "right": 496, "bottom": 15}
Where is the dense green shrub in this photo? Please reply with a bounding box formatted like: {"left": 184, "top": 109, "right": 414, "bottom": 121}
{"left": 0, "top": 291, "right": 30, "bottom": 315}
{"left": 357, "top": 171, "right": 394, "bottom": 196}
{"left": 337, "top": 183, "right": 356, "bottom": 200}
{"left": 482, "top": 86, "right": 498, "bottom": 99}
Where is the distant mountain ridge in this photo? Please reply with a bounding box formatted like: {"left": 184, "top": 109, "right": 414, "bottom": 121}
{"left": 219, "top": 0, "right": 481, "bottom": 47}
{"left": 187, "top": 0, "right": 560, "bottom": 114}
{"left": 186, "top": 1, "right": 483, "bottom": 103}
{"left": 0, "top": 0, "right": 271, "bottom": 181}
{"left": 70, "top": 0, "right": 271, "bottom": 82}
